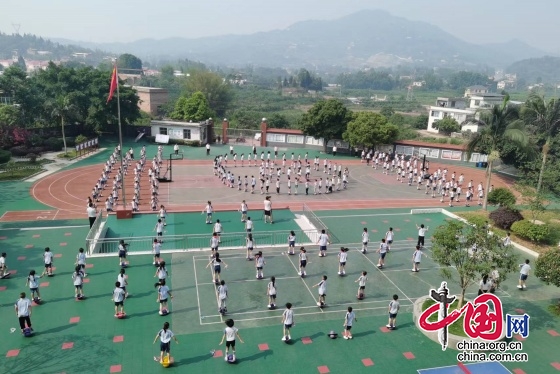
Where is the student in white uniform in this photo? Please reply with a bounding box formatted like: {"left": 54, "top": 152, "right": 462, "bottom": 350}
{"left": 355, "top": 271, "right": 368, "bottom": 299}
{"left": 313, "top": 275, "right": 327, "bottom": 306}
{"left": 518, "top": 259, "right": 531, "bottom": 289}
{"left": 337, "top": 247, "right": 349, "bottom": 275}
{"left": 213, "top": 220, "right": 223, "bottom": 243}
{"left": 112, "top": 281, "right": 126, "bottom": 316}
{"left": 117, "top": 268, "right": 129, "bottom": 298}
{"left": 361, "top": 228, "right": 369, "bottom": 254}
{"left": 490, "top": 265, "right": 500, "bottom": 292}
{"left": 412, "top": 245, "right": 428, "bottom": 272}
{"left": 203, "top": 201, "right": 213, "bottom": 224}
{"left": 416, "top": 224, "right": 429, "bottom": 248}
{"left": 206, "top": 253, "right": 228, "bottom": 284}
{"left": 317, "top": 229, "right": 330, "bottom": 257}
{"left": 26, "top": 270, "right": 42, "bottom": 301}
{"left": 298, "top": 247, "right": 308, "bottom": 276}
{"left": 152, "top": 239, "right": 161, "bottom": 266}
{"left": 245, "top": 217, "right": 254, "bottom": 233}
{"left": 159, "top": 205, "right": 167, "bottom": 226}
{"left": 72, "top": 265, "right": 85, "bottom": 298}
{"left": 267, "top": 276, "right": 277, "bottom": 308}
{"left": 281, "top": 302, "right": 294, "bottom": 341}
{"left": 210, "top": 232, "right": 220, "bottom": 257}
{"left": 220, "top": 319, "right": 244, "bottom": 361}
{"left": 153, "top": 322, "right": 179, "bottom": 363}
{"left": 246, "top": 233, "right": 255, "bottom": 261}
{"left": 342, "top": 306, "right": 357, "bottom": 340}
{"left": 75, "top": 247, "right": 87, "bottom": 276}
{"left": 387, "top": 294, "right": 400, "bottom": 329}
{"left": 42, "top": 247, "right": 54, "bottom": 277}
{"left": 15, "top": 292, "right": 33, "bottom": 334}
{"left": 0, "top": 252, "right": 8, "bottom": 277}
{"left": 479, "top": 275, "right": 492, "bottom": 295}
{"left": 263, "top": 196, "right": 273, "bottom": 224}
{"left": 217, "top": 280, "right": 228, "bottom": 313}
{"left": 287, "top": 231, "right": 296, "bottom": 255}
{"left": 240, "top": 200, "right": 248, "bottom": 222}
{"left": 155, "top": 279, "right": 173, "bottom": 314}
{"left": 385, "top": 227, "right": 395, "bottom": 251}
{"left": 154, "top": 219, "right": 165, "bottom": 240}
{"left": 255, "top": 251, "right": 265, "bottom": 279}
{"left": 376, "top": 239, "right": 389, "bottom": 268}
{"left": 155, "top": 261, "right": 168, "bottom": 282}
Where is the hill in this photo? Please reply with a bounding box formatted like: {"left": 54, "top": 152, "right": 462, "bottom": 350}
{"left": 506, "top": 56, "right": 560, "bottom": 84}
{"left": 54, "top": 10, "right": 549, "bottom": 69}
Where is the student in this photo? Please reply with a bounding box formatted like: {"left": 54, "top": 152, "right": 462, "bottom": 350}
{"left": 117, "top": 268, "right": 129, "bottom": 298}
{"left": 112, "top": 281, "right": 126, "bottom": 316}
{"left": 281, "top": 303, "right": 294, "bottom": 341}
{"left": 213, "top": 220, "right": 223, "bottom": 243}
{"left": 240, "top": 200, "right": 248, "bottom": 222}
{"left": 267, "top": 276, "right": 277, "bottom": 308}
{"left": 343, "top": 306, "right": 357, "bottom": 340}
{"left": 15, "top": 292, "right": 33, "bottom": 334}
{"left": 263, "top": 196, "right": 273, "bottom": 224}
{"left": 153, "top": 322, "right": 179, "bottom": 363}
{"left": 385, "top": 227, "right": 395, "bottom": 251}
{"left": 210, "top": 232, "right": 220, "bottom": 257}
{"left": 72, "top": 265, "right": 85, "bottom": 298}
{"left": 317, "top": 229, "right": 330, "bottom": 257}
{"left": 255, "top": 251, "right": 265, "bottom": 279}
{"left": 412, "top": 245, "right": 428, "bottom": 272}
{"left": 203, "top": 201, "right": 213, "bottom": 224}
{"left": 246, "top": 233, "right": 255, "bottom": 261}
{"left": 154, "top": 219, "right": 165, "bottom": 239}
{"left": 0, "top": 252, "right": 8, "bottom": 277}
{"left": 75, "top": 247, "right": 87, "bottom": 276}
{"left": 490, "top": 266, "right": 500, "bottom": 292}
{"left": 479, "top": 274, "right": 492, "bottom": 295}
{"left": 313, "top": 275, "right": 327, "bottom": 306}
{"left": 26, "top": 270, "right": 41, "bottom": 301}
{"left": 298, "top": 247, "right": 307, "bottom": 277}
{"left": 337, "top": 247, "right": 348, "bottom": 275}
{"left": 376, "top": 239, "right": 389, "bottom": 268}
{"left": 416, "top": 224, "right": 429, "bottom": 248}
{"left": 217, "top": 280, "right": 228, "bottom": 314}
{"left": 159, "top": 205, "right": 167, "bottom": 226}
{"left": 206, "top": 253, "right": 228, "bottom": 284}
{"left": 118, "top": 240, "right": 128, "bottom": 267}
{"left": 387, "top": 294, "right": 400, "bottom": 329}
{"left": 503, "top": 232, "right": 512, "bottom": 247}
{"left": 155, "top": 279, "right": 173, "bottom": 313}
{"left": 245, "top": 217, "right": 253, "bottom": 233}
{"left": 287, "top": 231, "right": 296, "bottom": 255}
{"left": 220, "top": 319, "right": 244, "bottom": 361}
{"left": 355, "top": 271, "right": 368, "bottom": 299}
{"left": 154, "top": 261, "right": 168, "bottom": 282}
{"left": 518, "top": 259, "right": 531, "bottom": 289}
{"left": 42, "top": 247, "right": 54, "bottom": 276}
{"left": 152, "top": 238, "right": 162, "bottom": 265}
{"left": 361, "top": 228, "right": 369, "bottom": 253}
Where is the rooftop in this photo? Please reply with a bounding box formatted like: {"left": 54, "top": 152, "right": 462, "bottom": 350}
{"left": 395, "top": 139, "right": 466, "bottom": 151}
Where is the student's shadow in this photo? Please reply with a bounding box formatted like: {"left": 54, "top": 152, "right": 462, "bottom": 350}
{"left": 36, "top": 323, "right": 75, "bottom": 336}
{"left": 237, "top": 350, "right": 273, "bottom": 363}
{"left": 176, "top": 353, "right": 212, "bottom": 366}
{"left": 127, "top": 310, "right": 162, "bottom": 319}
{"left": 352, "top": 330, "right": 375, "bottom": 338}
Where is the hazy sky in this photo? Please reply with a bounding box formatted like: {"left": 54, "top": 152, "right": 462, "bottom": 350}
{"left": 1, "top": 0, "right": 557, "bottom": 52}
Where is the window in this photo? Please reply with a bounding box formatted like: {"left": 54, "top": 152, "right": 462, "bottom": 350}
{"left": 305, "top": 136, "right": 324, "bottom": 146}
{"left": 183, "top": 129, "right": 191, "bottom": 140}
{"left": 287, "top": 135, "right": 304, "bottom": 144}
{"left": 431, "top": 111, "right": 440, "bottom": 117}
{"left": 159, "top": 127, "right": 168, "bottom": 135}
{"left": 266, "top": 133, "right": 286, "bottom": 142}
{"left": 474, "top": 100, "right": 480, "bottom": 106}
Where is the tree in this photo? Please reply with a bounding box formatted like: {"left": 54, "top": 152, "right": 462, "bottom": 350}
{"left": 343, "top": 112, "right": 399, "bottom": 149}
{"left": 433, "top": 117, "right": 460, "bottom": 135}
{"left": 117, "top": 53, "right": 143, "bottom": 74}
{"left": 380, "top": 107, "right": 395, "bottom": 118}
{"left": 535, "top": 248, "right": 560, "bottom": 311}
{"left": 413, "top": 114, "right": 429, "bottom": 129}
{"left": 170, "top": 91, "right": 213, "bottom": 122}
{"left": 267, "top": 113, "right": 291, "bottom": 129}
{"left": 47, "top": 94, "right": 80, "bottom": 155}
{"left": 431, "top": 220, "right": 518, "bottom": 308}
{"left": 184, "top": 71, "right": 232, "bottom": 117}
{"left": 521, "top": 93, "right": 560, "bottom": 193}
{"left": 466, "top": 97, "right": 531, "bottom": 210}
{"left": 297, "top": 69, "right": 312, "bottom": 89}
{"left": 299, "top": 99, "right": 352, "bottom": 152}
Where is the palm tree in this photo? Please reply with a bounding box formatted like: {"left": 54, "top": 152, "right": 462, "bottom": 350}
{"left": 466, "top": 96, "right": 531, "bottom": 210}
{"left": 521, "top": 93, "right": 560, "bottom": 194}
{"left": 47, "top": 95, "right": 79, "bottom": 155}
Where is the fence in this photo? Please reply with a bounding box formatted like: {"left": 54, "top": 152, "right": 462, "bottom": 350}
{"left": 301, "top": 203, "right": 338, "bottom": 243}
{"left": 85, "top": 211, "right": 104, "bottom": 255}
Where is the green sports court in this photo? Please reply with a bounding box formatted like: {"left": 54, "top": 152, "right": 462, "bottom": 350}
{"left": 1, "top": 141, "right": 559, "bottom": 374}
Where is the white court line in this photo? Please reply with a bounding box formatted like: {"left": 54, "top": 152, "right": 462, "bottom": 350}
{"left": 52, "top": 209, "right": 60, "bottom": 220}
{"left": 317, "top": 213, "right": 412, "bottom": 219}
{"left": 198, "top": 275, "right": 302, "bottom": 286}
{"left": 379, "top": 266, "right": 445, "bottom": 273}
{"left": 284, "top": 252, "right": 321, "bottom": 311}
{"left": 200, "top": 303, "right": 413, "bottom": 325}
{"left": 355, "top": 247, "right": 414, "bottom": 304}
{"left": 0, "top": 211, "right": 7, "bottom": 220}
{"left": 17, "top": 225, "right": 90, "bottom": 231}
{"left": 193, "top": 257, "right": 203, "bottom": 325}
{"left": 193, "top": 253, "right": 287, "bottom": 261}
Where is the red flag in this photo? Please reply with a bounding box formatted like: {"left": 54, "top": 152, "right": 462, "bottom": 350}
{"left": 107, "top": 67, "right": 117, "bottom": 103}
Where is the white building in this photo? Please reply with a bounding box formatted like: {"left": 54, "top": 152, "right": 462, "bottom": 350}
{"left": 467, "top": 93, "right": 505, "bottom": 109}
{"left": 464, "top": 85, "right": 489, "bottom": 97}
{"left": 151, "top": 120, "right": 212, "bottom": 144}
{"left": 427, "top": 97, "right": 476, "bottom": 133}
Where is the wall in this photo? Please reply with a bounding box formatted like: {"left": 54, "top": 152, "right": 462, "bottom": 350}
{"left": 151, "top": 125, "right": 201, "bottom": 141}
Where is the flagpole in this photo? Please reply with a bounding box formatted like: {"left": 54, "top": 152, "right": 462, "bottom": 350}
{"left": 115, "top": 61, "right": 127, "bottom": 209}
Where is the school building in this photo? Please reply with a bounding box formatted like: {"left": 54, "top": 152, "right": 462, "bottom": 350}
{"left": 393, "top": 140, "right": 488, "bottom": 164}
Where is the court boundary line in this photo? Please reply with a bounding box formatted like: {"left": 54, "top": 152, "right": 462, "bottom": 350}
{"left": 192, "top": 256, "right": 203, "bottom": 325}
{"left": 0, "top": 225, "right": 90, "bottom": 231}
{"left": 284, "top": 252, "right": 321, "bottom": 311}
{"left": 317, "top": 212, "right": 415, "bottom": 219}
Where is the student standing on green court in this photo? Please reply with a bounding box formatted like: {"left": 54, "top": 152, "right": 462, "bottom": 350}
{"left": 385, "top": 227, "right": 395, "bottom": 251}
{"left": 355, "top": 271, "right": 368, "bottom": 299}
{"left": 313, "top": 275, "right": 327, "bottom": 306}
{"left": 203, "top": 201, "right": 213, "bottom": 224}
{"left": 246, "top": 233, "right": 254, "bottom": 261}
{"left": 416, "top": 224, "right": 429, "bottom": 248}
{"left": 75, "top": 247, "right": 87, "bottom": 277}
{"left": 152, "top": 239, "right": 161, "bottom": 266}
{"left": 412, "top": 245, "right": 428, "bottom": 272}
{"left": 15, "top": 292, "right": 33, "bottom": 334}
{"left": 26, "top": 270, "right": 41, "bottom": 301}
{"left": 41, "top": 247, "right": 54, "bottom": 276}
{"left": 112, "top": 281, "right": 126, "bottom": 316}
{"left": 263, "top": 196, "right": 273, "bottom": 223}
{"left": 281, "top": 303, "right": 294, "bottom": 341}
{"left": 361, "top": 228, "right": 369, "bottom": 254}
{"left": 207, "top": 253, "right": 228, "bottom": 284}
{"left": 213, "top": 220, "right": 223, "bottom": 243}
{"left": 240, "top": 200, "right": 248, "bottom": 222}
{"left": 376, "top": 239, "right": 389, "bottom": 269}
{"left": 343, "top": 306, "right": 357, "bottom": 339}
{"left": 337, "top": 247, "right": 348, "bottom": 275}
{"left": 153, "top": 322, "right": 179, "bottom": 363}
{"left": 210, "top": 232, "right": 220, "bottom": 257}
{"left": 317, "top": 230, "right": 330, "bottom": 257}
{"left": 220, "top": 319, "right": 244, "bottom": 361}
{"left": 387, "top": 295, "right": 400, "bottom": 330}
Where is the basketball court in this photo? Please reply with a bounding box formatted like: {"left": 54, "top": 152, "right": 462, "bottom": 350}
{"left": 0, "top": 140, "right": 558, "bottom": 374}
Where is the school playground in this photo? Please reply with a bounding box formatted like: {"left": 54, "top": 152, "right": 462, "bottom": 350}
{"left": 0, "top": 140, "right": 559, "bottom": 374}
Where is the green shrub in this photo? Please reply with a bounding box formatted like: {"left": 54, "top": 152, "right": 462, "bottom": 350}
{"left": 436, "top": 138, "right": 448, "bottom": 144}
{"left": 0, "top": 149, "right": 11, "bottom": 164}
{"left": 26, "top": 153, "right": 38, "bottom": 163}
{"left": 28, "top": 134, "right": 44, "bottom": 147}
{"left": 511, "top": 220, "right": 550, "bottom": 243}
{"left": 44, "top": 137, "right": 64, "bottom": 152}
{"left": 75, "top": 134, "right": 88, "bottom": 144}
{"left": 489, "top": 207, "right": 523, "bottom": 230}
{"left": 487, "top": 187, "right": 516, "bottom": 207}
{"left": 65, "top": 137, "right": 76, "bottom": 147}
{"left": 449, "top": 138, "right": 463, "bottom": 145}
{"left": 185, "top": 140, "right": 201, "bottom": 147}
